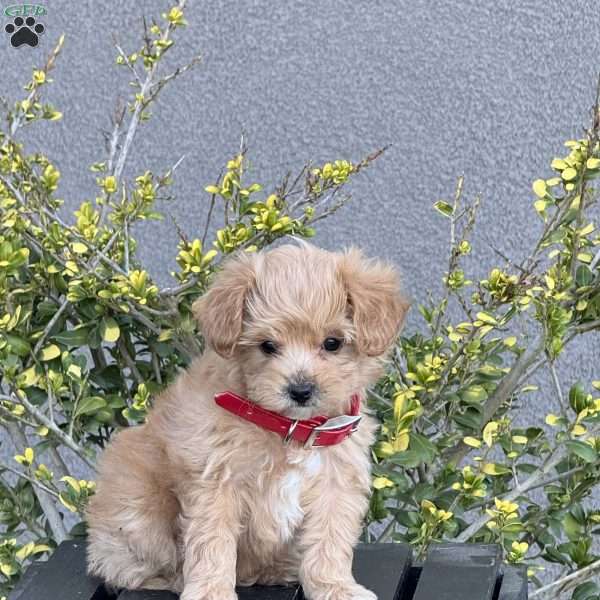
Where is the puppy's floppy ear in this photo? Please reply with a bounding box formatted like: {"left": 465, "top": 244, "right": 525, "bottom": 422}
{"left": 338, "top": 248, "right": 409, "bottom": 357}
{"left": 192, "top": 252, "right": 257, "bottom": 358}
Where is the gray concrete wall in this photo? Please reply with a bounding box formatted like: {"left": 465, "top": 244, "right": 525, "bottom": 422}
{"left": 2, "top": 3, "right": 599, "bottom": 424}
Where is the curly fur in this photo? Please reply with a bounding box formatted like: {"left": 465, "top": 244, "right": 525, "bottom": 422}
{"left": 86, "top": 242, "right": 409, "bottom": 600}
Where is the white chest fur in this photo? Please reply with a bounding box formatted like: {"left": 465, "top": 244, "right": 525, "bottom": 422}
{"left": 254, "top": 449, "right": 322, "bottom": 545}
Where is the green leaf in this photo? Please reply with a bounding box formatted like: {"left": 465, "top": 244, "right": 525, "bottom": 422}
{"left": 543, "top": 546, "right": 568, "bottom": 565}
{"left": 389, "top": 450, "right": 421, "bottom": 469}
{"left": 0, "top": 562, "right": 17, "bottom": 577}
{"left": 482, "top": 462, "right": 511, "bottom": 476}
{"left": 18, "top": 366, "right": 39, "bottom": 387}
{"left": 476, "top": 311, "right": 498, "bottom": 325}
{"left": 532, "top": 179, "right": 547, "bottom": 198}
{"left": 409, "top": 432, "right": 437, "bottom": 465}
{"left": 59, "top": 491, "right": 78, "bottom": 512}
{"left": 434, "top": 201, "right": 454, "bottom": 217}
{"left": 569, "top": 382, "right": 588, "bottom": 413}
{"left": 570, "top": 504, "right": 586, "bottom": 524}
{"left": 157, "top": 329, "right": 173, "bottom": 342}
{"left": 461, "top": 385, "right": 488, "bottom": 404}
{"left": 453, "top": 409, "right": 482, "bottom": 431}
{"left": 563, "top": 512, "right": 584, "bottom": 541}
{"left": 561, "top": 166, "right": 577, "bottom": 181}
{"left": 100, "top": 317, "right": 120, "bottom": 343}
{"left": 573, "top": 582, "right": 600, "bottom": 600}
{"left": 586, "top": 158, "right": 600, "bottom": 170}
{"left": 53, "top": 327, "right": 91, "bottom": 347}
{"left": 71, "top": 242, "right": 87, "bottom": 254}
{"left": 566, "top": 440, "right": 598, "bottom": 463}
{"left": 4, "top": 334, "right": 31, "bottom": 357}
{"left": 75, "top": 396, "right": 107, "bottom": 417}
{"left": 40, "top": 344, "right": 61, "bottom": 361}
{"left": 575, "top": 265, "right": 594, "bottom": 287}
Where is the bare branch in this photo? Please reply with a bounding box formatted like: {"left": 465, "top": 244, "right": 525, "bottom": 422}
{"left": 456, "top": 446, "right": 567, "bottom": 542}
{"left": 530, "top": 558, "right": 600, "bottom": 599}
{"left": 3, "top": 422, "right": 67, "bottom": 542}
{"left": 112, "top": 0, "right": 188, "bottom": 184}
{"left": 1, "top": 393, "right": 96, "bottom": 471}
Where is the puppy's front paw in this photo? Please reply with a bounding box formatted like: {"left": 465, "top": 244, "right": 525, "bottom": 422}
{"left": 307, "top": 582, "right": 377, "bottom": 600}
{"left": 180, "top": 584, "right": 238, "bottom": 600}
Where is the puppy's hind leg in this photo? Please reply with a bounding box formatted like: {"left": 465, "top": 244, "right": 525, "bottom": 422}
{"left": 87, "top": 512, "right": 181, "bottom": 592}
{"left": 86, "top": 428, "right": 181, "bottom": 591}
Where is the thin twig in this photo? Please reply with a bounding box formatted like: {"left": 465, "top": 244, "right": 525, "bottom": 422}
{"left": 0, "top": 393, "right": 96, "bottom": 471}
{"left": 456, "top": 447, "right": 567, "bottom": 542}
{"left": 3, "top": 422, "right": 67, "bottom": 542}
{"left": 68, "top": 372, "right": 90, "bottom": 439}
{"left": 0, "top": 461, "right": 60, "bottom": 500}
{"left": 464, "top": 464, "right": 592, "bottom": 513}
{"left": 549, "top": 361, "right": 568, "bottom": 420}
{"left": 445, "top": 337, "right": 545, "bottom": 467}
{"left": 0, "top": 472, "right": 47, "bottom": 538}
{"left": 124, "top": 219, "right": 130, "bottom": 273}
{"left": 112, "top": 0, "right": 188, "bottom": 184}
{"left": 147, "top": 54, "right": 202, "bottom": 102}
{"left": 151, "top": 352, "right": 163, "bottom": 385}
{"left": 160, "top": 277, "right": 200, "bottom": 297}
{"left": 530, "top": 558, "right": 600, "bottom": 598}
{"left": 9, "top": 35, "right": 65, "bottom": 138}
{"left": 201, "top": 181, "right": 220, "bottom": 247}
{"left": 113, "top": 39, "right": 143, "bottom": 85}
{"left": 118, "top": 336, "right": 144, "bottom": 385}
{"left": 32, "top": 299, "right": 69, "bottom": 356}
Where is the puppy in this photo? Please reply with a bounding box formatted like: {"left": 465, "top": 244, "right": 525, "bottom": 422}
{"left": 86, "top": 242, "right": 408, "bottom": 600}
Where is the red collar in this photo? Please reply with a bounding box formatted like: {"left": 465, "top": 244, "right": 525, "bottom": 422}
{"left": 214, "top": 391, "right": 362, "bottom": 448}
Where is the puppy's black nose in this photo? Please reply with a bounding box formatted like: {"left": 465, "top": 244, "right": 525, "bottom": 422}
{"left": 288, "top": 382, "right": 315, "bottom": 404}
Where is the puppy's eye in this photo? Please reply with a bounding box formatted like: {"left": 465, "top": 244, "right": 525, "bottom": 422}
{"left": 260, "top": 340, "right": 278, "bottom": 356}
{"left": 322, "top": 337, "right": 343, "bottom": 352}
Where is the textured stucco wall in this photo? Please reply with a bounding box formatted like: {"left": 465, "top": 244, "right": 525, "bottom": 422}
{"left": 2, "top": 2, "right": 600, "bottom": 429}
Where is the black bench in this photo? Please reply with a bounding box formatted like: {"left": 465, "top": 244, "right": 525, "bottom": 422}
{"left": 9, "top": 540, "right": 527, "bottom": 600}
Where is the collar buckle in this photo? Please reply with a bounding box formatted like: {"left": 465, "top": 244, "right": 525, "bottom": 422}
{"left": 303, "top": 414, "right": 362, "bottom": 449}
{"left": 283, "top": 419, "right": 300, "bottom": 446}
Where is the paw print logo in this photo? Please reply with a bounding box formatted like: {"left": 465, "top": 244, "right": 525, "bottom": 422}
{"left": 5, "top": 16, "right": 45, "bottom": 48}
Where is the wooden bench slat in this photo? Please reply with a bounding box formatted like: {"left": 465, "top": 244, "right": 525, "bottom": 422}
{"left": 8, "top": 564, "right": 43, "bottom": 600}
{"left": 238, "top": 585, "right": 302, "bottom": 600}
{"left": 9, "top": 540, "right": 106, "bottom": 600}
{"left": 117, "top": 590, "right": 178, "bottom": 600}
{"left": 497, "top": 565, "right": 527, "bottom": 600}
{"left": 118, "top": 584, "right": 302, "bottom": 599}
{"left": 118, "top": 543, "right": 412, "bottom": 600}
{"left": 411, "top": 543, "right": 502, "bottom": 600}
{"left": 353, "top": 543, "right": 413, "bottom": 600}
{"left": 11, "top": 540, "right": 527, "bottom": 600}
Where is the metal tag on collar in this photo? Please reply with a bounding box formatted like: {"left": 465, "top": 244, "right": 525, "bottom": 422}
{"left": 304, "top": 414, "right": 362, "bottom": 449}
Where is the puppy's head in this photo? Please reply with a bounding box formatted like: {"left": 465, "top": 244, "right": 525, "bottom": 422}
{"left": 193, "top": 243, "right": 409, "bottom": 418}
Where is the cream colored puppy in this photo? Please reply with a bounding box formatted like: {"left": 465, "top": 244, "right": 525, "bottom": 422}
{"left": 86, "top": 242, "right": 408, "bottom": 600}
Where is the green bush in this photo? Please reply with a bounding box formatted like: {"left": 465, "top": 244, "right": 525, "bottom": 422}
{"left": 1, "top": 5, "right": 599, "bottom": 600}
{"left": 368, "top": 140, "right": 600, "bottom": 598}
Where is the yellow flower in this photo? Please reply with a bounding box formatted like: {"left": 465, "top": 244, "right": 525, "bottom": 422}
{"left": 482, "top": 421, "right": 499, "bottom": 447}
{"left": 372, "top": 477, "right": 394, "bottom": 490}
{"left": 32, "top": 70, "right": 46, "bottom": 85}
{"left": 494, "top": 497, "right": 518, "bottom": 515}
{"left": 463, "top": 436, "right": 482, "bottom": 448}
{"left": 512, "top": 541, "right": 529, "bottom": 554}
